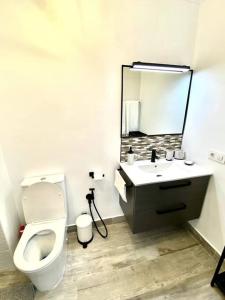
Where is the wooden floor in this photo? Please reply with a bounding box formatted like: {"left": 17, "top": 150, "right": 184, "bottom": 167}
{"left": 35, "top": 222, "right": 224, "bottom": 300}
{"left": 0, "top": 269, "right": 34, "bottom": 299}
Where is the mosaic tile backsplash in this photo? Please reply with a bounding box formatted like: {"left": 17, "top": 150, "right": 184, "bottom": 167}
{"left": 121, "top": 134, "right": 183, "bottom": 162}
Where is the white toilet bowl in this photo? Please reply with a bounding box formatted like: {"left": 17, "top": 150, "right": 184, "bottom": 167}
{"left": 14, "top": 219, "right": 66, "bottom": 291}
{"left": 13, "top": 175, "right": 67, "bottom": 291}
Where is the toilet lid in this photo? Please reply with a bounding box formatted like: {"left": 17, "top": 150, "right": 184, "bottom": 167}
{"left": 22, "top": 182, "right": 66, "bottom": 223}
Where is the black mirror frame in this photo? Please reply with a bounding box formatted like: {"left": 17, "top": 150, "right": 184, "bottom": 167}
{"left": 120, "top": 64, "right": 193, "bottom": 138}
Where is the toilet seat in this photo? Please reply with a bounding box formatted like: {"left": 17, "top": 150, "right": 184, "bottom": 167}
{"left": 14, "top": 218, "right": 66, "bottom": 274}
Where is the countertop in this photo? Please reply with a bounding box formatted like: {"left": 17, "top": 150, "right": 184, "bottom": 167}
{"left": 120, "top": 159, "right": 212, "bottom": 186}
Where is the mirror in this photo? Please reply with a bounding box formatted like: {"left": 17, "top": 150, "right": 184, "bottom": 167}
{"left": 121, "top": 65, "right": 192, "bottom": 137}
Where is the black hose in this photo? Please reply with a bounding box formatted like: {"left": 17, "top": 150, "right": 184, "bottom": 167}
{"left": 88, "top": 199, "right": 108, "bottom": 238}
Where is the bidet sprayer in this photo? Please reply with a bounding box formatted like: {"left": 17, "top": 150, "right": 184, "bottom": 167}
{"left": 86, "top": 188, "right": 95, "bottom": 204}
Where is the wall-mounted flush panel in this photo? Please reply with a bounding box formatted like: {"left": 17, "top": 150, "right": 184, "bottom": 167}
{"left": 208, "top": 150, "right": 225, "bottom": 164}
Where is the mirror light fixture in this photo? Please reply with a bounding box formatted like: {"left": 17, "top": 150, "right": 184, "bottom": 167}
{"left": 131, "top": 62, "right": 190, "bottom": 73}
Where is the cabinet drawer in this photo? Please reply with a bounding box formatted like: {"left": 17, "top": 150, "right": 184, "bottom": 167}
{"left": 134, "top": 207, "right": 188, "bottom": 233}
{"left": 134, "top": 194, "right": 207, "bottom": 233}
{"left": 135, "top": 177, "right": 209, "bottom": 213}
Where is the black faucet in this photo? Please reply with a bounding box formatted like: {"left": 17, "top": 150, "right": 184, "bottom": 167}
{"left": 151, "top": 149, "right": 159, "bottom": 163}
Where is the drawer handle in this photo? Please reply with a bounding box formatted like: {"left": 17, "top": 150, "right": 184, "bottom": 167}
{"left": 156, "top": 203, "right": 187, "bottom": 215}
{"left": 159, "top": 181, "right": 191, "bottom": 190}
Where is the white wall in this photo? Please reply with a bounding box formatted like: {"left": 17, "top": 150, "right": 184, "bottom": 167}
{"left": 0, "top": 146, "right": 20, "bottom": 270}
{"left": 0, "top": 226, "right": 15, "bottom": 271}
{"left": 0, "top": 0, "right": 200, "bottom": 225}
{"left": 183, "top": 0, "right": 225, "bottom": 254}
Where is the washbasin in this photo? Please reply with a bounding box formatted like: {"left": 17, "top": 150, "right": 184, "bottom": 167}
{"left": 120, "top": 159, "right": 212, "bottom": 186}
{"left": 138, "top": 161, "right": 172, "bottom": 173}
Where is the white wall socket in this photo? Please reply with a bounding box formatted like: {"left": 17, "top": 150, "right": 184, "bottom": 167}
{"left": 208, "top": 150, "right": 225, "bottom": 164}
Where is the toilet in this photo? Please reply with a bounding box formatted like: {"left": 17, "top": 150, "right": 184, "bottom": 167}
{"left": 13, "top": 174, "right": 67, "bottom": 292}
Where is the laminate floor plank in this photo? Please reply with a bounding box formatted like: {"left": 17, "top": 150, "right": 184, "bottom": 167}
{"left": 35, "top": 222, "right": 223, "bottom": 300}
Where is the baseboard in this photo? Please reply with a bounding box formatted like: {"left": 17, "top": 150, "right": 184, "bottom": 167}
{"left": 184, "top": 222, "right": 220, "bottom": 260}
{"left": 67, "top": 215, "right": 125, "bottom": 233}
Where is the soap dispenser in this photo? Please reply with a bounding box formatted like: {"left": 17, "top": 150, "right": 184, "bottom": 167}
{"left": 127, "top": 146, "right": 135, "bottom": 165}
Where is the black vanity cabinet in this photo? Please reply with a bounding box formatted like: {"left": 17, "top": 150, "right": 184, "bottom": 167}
{"left": 119, "top": 169, "right": 210, "bottom": 233}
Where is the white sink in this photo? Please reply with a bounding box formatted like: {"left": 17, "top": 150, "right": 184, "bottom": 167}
{"left": 138, "top": 161, "right": 172, "bottom": 173}
{"left": 120, "top": 159, "right": 212, "bottom": 186}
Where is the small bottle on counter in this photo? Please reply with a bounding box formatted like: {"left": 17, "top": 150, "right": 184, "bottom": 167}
{"left": 127, "top": 146, "right": 135, "bottom": 165}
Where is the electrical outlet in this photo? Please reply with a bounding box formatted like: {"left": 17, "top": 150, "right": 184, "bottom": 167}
{"left": 208, "top": 150, "right": 225, "bottom": 164}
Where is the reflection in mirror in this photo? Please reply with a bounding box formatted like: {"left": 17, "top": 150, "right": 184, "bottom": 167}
{"left": 121, "top": 65, "right": 192, "bottom": 137}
